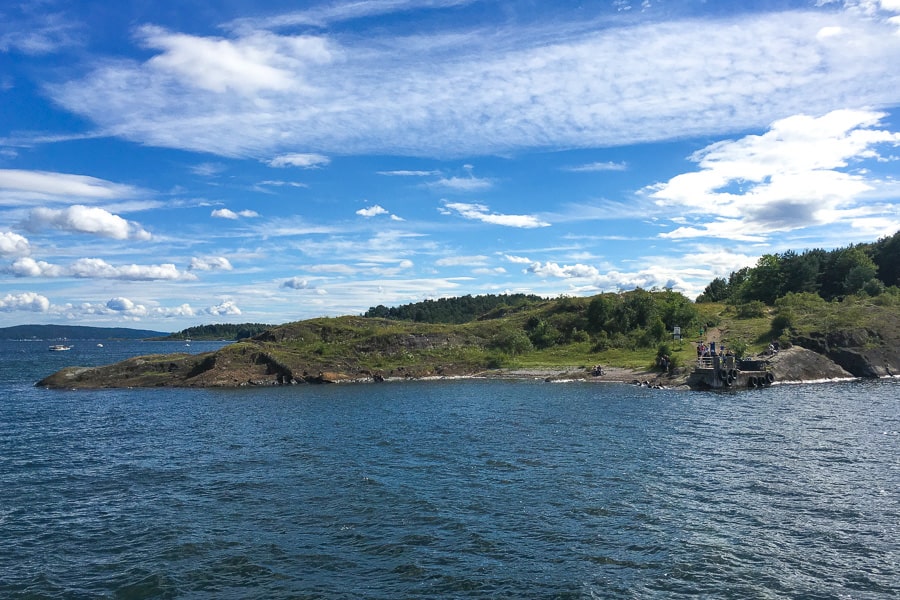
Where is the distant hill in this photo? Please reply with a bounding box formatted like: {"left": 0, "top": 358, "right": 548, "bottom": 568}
{"left": 154, "top": 323, "right": 273, "bottom": 341}
{"left": 0, "top": 324, "right": 169, "bottom": 340}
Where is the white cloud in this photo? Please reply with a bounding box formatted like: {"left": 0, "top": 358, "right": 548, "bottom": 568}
{"left": 63, "top": 298, "right": 198, "bottom": 320}
{"left": 563, "top": 161, "right": 628, "bottom": 172}
{"left": 0, "top": 291, "right": 50, "bottom": 312}
{"left": 207, "top": 300, "right": 242, "bottom": 315}
{"left": 650, "top": 109, "right": 900, "bottom": 240}
{"left": 190, "top": 162, "right": 226, "bottom": 177}
{"left": 429, "top": 176, "right": 493, "bottom": 192}
{"left": 441, "top": 202, "right": 550, "bottom": 228}
{"left": 436, "top": 255, "right": 489, "bottom": 266}
{"left": 23, "top": 205, "right": 152, "bottom": 240}
{"left": 281, "top": 277, "right": 313, "bottom": 289}
{"left": 139, "top": 25, "right": 333, "bottom": 95}
{"left": 504, "top": 254, "right": 533, "bottom": 264}
{"left": 47, "top": 7, "right": 900, "bottom": 158}
{"left": 356, "top": 204, "right": 389, "bottom": 217}
{"left": 526, "top": 261, "right": 602, "bottom": 280}
{"left": 189, "top": 256, "right": 234, "bottom": 271}
{"left": 0, "top": 231, "right": 30, "bottom": 255}
{"left": 377, "top": 170, "right": 441, "bottom": 176}
{"left": 267, "top": 153, "right": 331, "bottom": 168}
{"left": 105, "top": 297, "right": 149, "bottom": 317}
{"left": 0, "top": 10, "right": 79, "bottom": 55}
{"left": 258, "top": 180, "right": 308, "bottom": 188}
{"left": 0, "top": 169, "right": 138, "bottom": 206}
{"left": 8, "top": 256, "right": 197, "bottom": 281}
{"left": 211, "top": 208, "right": 259, "bottom": 219}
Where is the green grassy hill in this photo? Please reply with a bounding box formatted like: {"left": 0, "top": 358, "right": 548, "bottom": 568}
{"left": 36, "top": 288, "right": 900, "bottom": 388}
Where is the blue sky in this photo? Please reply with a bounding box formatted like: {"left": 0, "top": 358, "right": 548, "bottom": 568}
{"left": 2, "top": 0, "right": 900, "bottom": 331}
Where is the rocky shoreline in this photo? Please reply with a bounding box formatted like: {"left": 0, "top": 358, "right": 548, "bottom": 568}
{"left": 36, "top": 344, "right": 896, "bottom": 391}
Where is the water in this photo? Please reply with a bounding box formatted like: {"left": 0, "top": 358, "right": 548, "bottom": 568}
{"left": 1, "top": 340, "right": 898, "bottom": 599}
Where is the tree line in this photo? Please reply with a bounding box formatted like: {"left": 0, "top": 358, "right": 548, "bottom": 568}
{"left": 168, "top": 323, "right": 272, "bottom": 341}
{"left": 697, "top": 230, "right": 900, "bottom": 305}
{"left": 364, "top": 293, "right": 545, "bottom": 324}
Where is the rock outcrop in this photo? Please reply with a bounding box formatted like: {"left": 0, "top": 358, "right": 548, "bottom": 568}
{"left": 765, "top": 346, "right": 854, "bottom": 382}
{"left": 794, "top": 329, "right": 899, "bottom": 378}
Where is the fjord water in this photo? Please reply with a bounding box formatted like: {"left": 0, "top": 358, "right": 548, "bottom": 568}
{"left": 1, "top": 341, "right": 898, "bottom": 599}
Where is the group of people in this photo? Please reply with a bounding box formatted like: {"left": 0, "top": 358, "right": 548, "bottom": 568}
{"left": 696, "top": 341, "right": 734, "bottom": 358}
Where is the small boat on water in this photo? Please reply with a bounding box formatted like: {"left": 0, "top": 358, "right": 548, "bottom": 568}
{"left": 686, "top": 354, "right": 775, "bottom": 390}
{"left": 48, "top": 344, "right": 72, "bottom": 351}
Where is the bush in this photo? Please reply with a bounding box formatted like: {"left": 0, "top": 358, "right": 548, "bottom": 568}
{"left": 770, "top": 311, "right": 793, "bottom": 336}
{"left": 489, "top": 330, "right": 533, "bottom": 356}
{"left": 736, "top": 301, "right": 767, "bottom": 318}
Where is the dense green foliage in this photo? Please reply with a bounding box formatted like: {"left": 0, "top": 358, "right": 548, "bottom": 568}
{"left": 364, "top": 293, "right": 544, "bottom": 323}
{"left": 164, "top": 323, "right": 272, "bottom": 341}
{"left": 697, "top": 231, "right": 900, "bottom": 304}
{"left": 366, "top": 289, "right": 699, "bottom": 356}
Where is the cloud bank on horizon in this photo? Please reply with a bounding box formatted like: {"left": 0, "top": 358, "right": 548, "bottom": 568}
{"left": 1, "top": 0, "right": 899, "bottom": 329}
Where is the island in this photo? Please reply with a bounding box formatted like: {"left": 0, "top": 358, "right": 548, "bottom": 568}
{"left": 35, "top": 290, "right": 900, "bottom": 390}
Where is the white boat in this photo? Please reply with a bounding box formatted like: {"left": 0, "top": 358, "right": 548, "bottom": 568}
{"left": 48, "top": 344, "right": 72, "bottom": 351}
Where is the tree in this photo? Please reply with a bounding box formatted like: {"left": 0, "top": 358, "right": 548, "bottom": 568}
{"left": 872, "top": 231, "right": 900, "bottom": 287}
{"left": 586, "top": 295, "right": 615, "bottom": 333}
{"left": 697, "top": 277, "right": 729, "bottom": 302}
{"left": 742, "top": 254, "right": 783, "bottom": 304}
{"left": 780, "top": 249, "right": 822, "bottom": 295}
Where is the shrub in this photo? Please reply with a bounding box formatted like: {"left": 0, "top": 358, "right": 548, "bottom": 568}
{"left": 489, "top": 330, "right": 533, "bottom": 356}
{"left": 770, "top": 311, "right": 793, "bottom": 336}
{"left": 736, "top": 301, "right": 767, "bottom": 318}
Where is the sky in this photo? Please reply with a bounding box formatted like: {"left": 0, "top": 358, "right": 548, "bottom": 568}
{"left": 1, "top": 0, "right": 900, "bottom": 331}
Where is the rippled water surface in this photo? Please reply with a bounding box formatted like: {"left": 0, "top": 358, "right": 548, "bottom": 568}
{"left": 2, "top": 340, "right": 898, "bottom": 598}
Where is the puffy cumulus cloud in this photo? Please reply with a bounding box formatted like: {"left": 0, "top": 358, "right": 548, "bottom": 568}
{"left": 189, "top": 256, "right": 234, "bottom": 271}
{"left": 650, "top": 109, "right": 900, "bottom": 241}
{"left": 208, "top": 300, "right": 242, "bottom": 315}
{"left": 267, "top": 153, "right": 330, "bottom": 169}
{"left": 281, "top": 277, "right": 313, "bottom": 289}
{"left": 23, "top": 205, "right": 152, "bottom": 240}
{"left": 46, "top": 7, "right": 900, "bottom": 159}
{"left": 356, "top": 204, "right": 389, "bottom": 218}
{"left": 440, "top": 202, "right": 550, "bottom": 228}
{"left": 139, "top": 25, "right": 333, "bottom": 95}
{"left": 7, "top": 257, "right": 197, "bottom": 281}
{"left": 105, "top": 296, "right": 148, "bottom": 317}
{"left": 0, "top": 291, "right": 50, "bottom": 312}
{"left": 8, "top": 257, "right": 63, "bottom": 277}
{"left": 211, "top": 208, "right": 259, "bottom": 219}
{"left": 0, "top": 169, "right": 139, "bottom": 206}
{"left": 67, "top": 298, "right": 198, "bottom": 320}
{"left": 0, "top": 231, "right": 30, "bottom": 255}
{"left": 527, "top": 261, "right": 602, "bottom": 279}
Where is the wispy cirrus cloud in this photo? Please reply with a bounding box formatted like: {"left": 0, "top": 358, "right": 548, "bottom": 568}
{"left": 563, "top": 161, "right": 628, "bottom": 172}
{"left": 45, "top": 4, "right": 900, "bottom": 159}
{"left": 0, "top": 169, "right": 139, "bottom": 206}
{"left": 440, "top": 202, "right": 549, "bottom": 228}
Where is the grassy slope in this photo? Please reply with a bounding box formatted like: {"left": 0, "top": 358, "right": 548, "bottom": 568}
{"left": 37, "top": 293, "right": 900, "bottom": 388}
